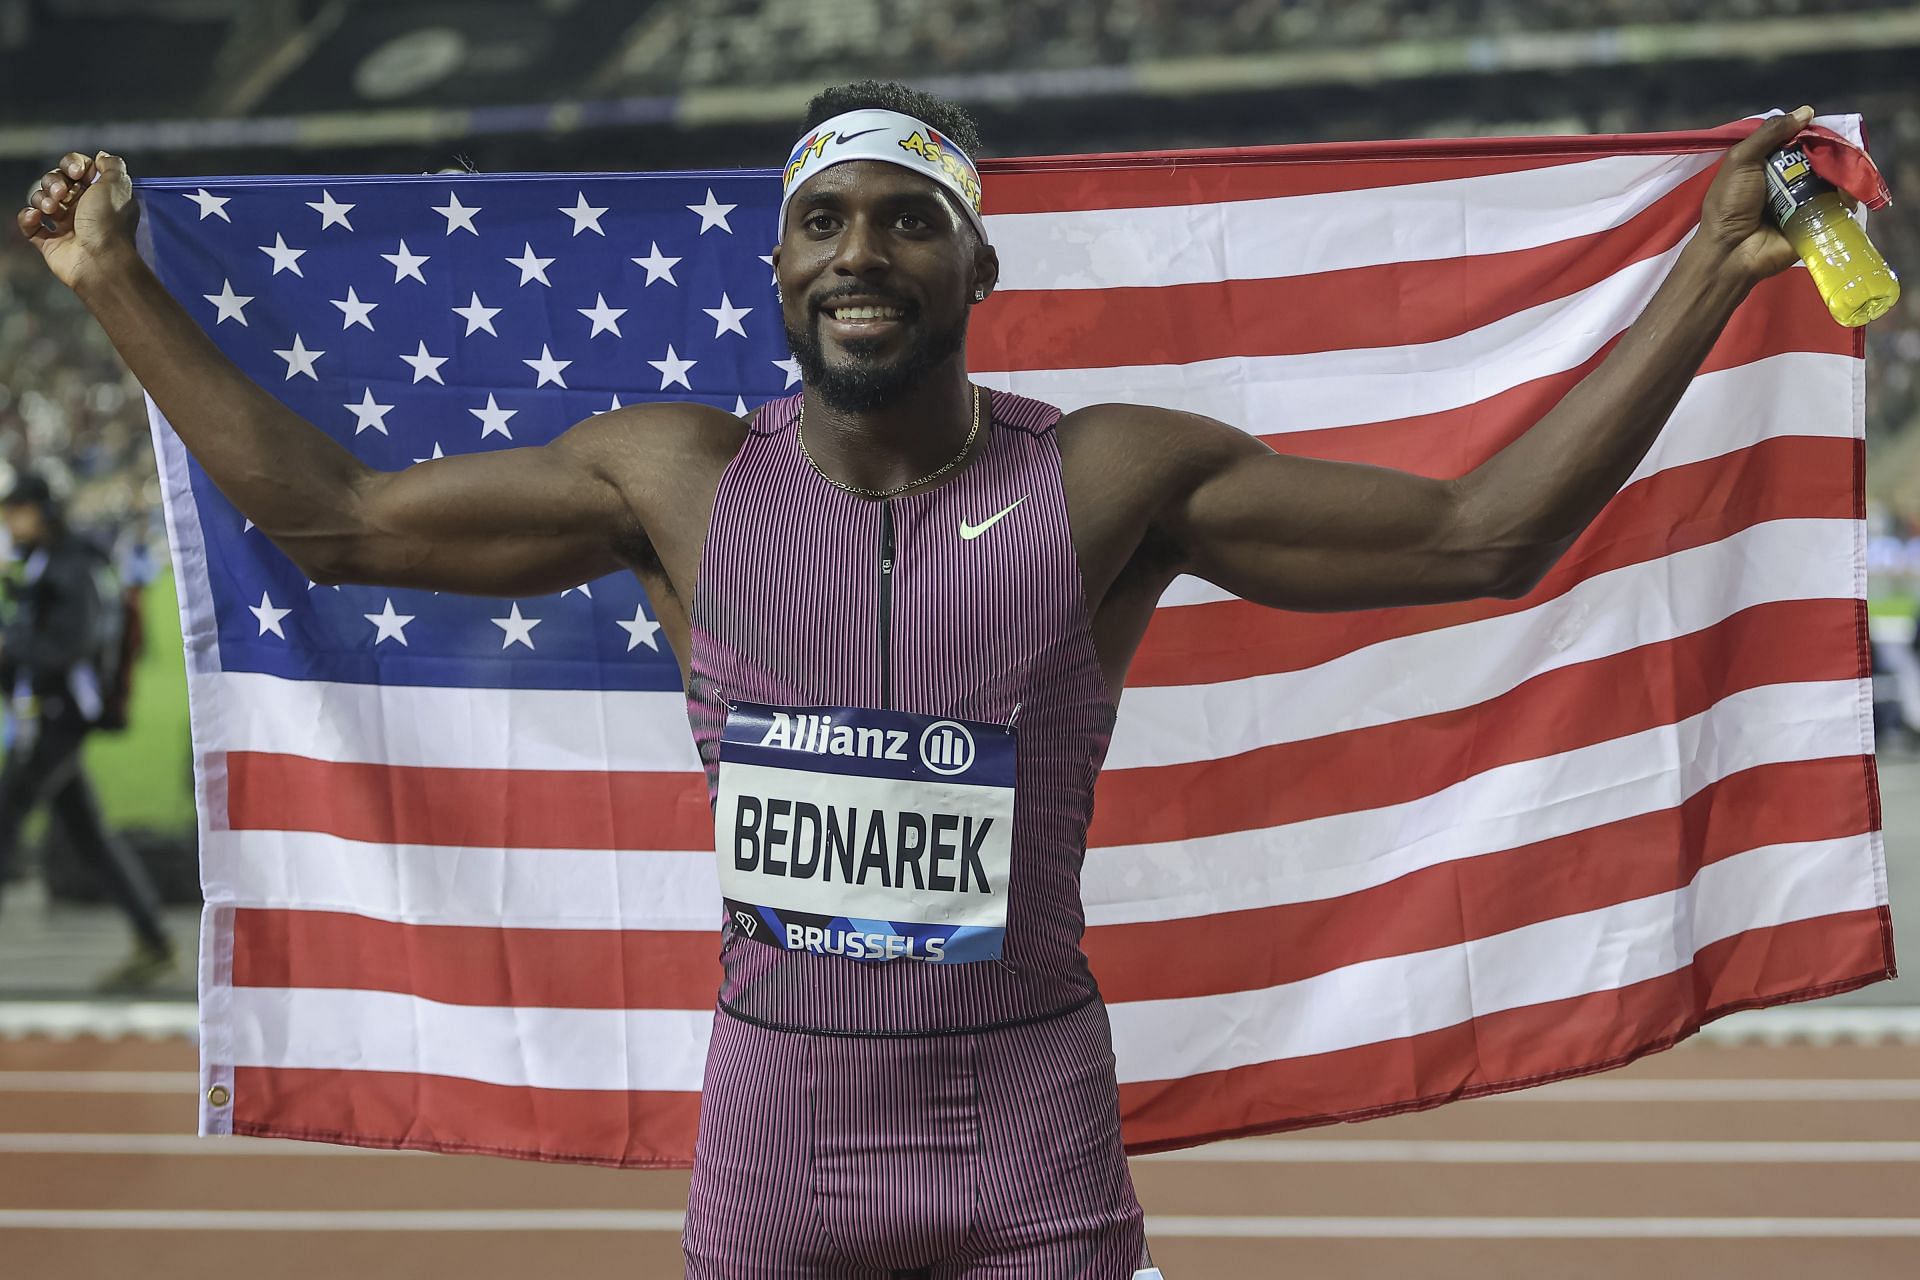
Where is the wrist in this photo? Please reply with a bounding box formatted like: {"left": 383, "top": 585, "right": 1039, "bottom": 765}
{"left": 1672, "top": 238, "right": 1759, "bottom": 310}
{"left": 71, "top": 244, "right": 149, "bottom": 307}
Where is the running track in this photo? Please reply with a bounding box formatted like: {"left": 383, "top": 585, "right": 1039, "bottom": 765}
{"left": 4, "top": 1029, "right": 1917, "bottom": 1278}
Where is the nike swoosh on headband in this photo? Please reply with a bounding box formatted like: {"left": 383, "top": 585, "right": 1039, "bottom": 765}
{"left": 833, "top": 127, "right": 885, "bottom": 144}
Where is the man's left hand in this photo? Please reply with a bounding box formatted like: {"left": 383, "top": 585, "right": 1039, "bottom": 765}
{"left": 1692, "top": 105, "right": 1816, "bottom": 286}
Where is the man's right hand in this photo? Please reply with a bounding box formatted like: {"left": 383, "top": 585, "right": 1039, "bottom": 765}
{"left": 16, "top": 151, "right": 140, "bottom": 294}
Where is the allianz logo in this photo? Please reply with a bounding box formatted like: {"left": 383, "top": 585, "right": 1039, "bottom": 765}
{"left": 758, "top": 712, "right": 976, "bottom": 776}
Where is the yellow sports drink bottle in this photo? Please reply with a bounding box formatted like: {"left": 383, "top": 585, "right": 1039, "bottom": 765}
{"left": 1765, "top": 142, "right": 1900, "bottom": 327}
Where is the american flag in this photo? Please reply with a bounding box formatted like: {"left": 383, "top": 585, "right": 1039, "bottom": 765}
{"left": 140, "top": 113, "right": 1895, "bottom": 1167}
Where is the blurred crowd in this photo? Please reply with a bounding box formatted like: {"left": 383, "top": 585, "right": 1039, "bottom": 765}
{"left": 650, "top": 0, "right": 1904, "bottom": 87}
{"left": 0, "top": 241, "right": 161, "bottom": 550}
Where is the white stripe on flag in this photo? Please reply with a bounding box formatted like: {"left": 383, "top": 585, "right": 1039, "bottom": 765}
{"left": 208, "top": 680, "right": 1863, "bottom": 932}
{"left": 1114, "top": 518, "right": 1854, "bottom": 769}
{"left": 1157, "top": 350, "right": 1858, "bottom": 608}
{"left": 1088, "top": 679, "right": 1869, "bottom": 923}
{"left": 1108, "top": 831, "right": 1881, "bottom": 1085}
{"left": 204, "top": 830, "right": 720, "bottom": 929}
{"left": 227, "top": 987, "right": 712, "bottom": 1093}
{"left": 988, "top": 152, "right": 1716, "bottom": 291}
{"left": 198, "top": 673, "right": 703, "bottom": 771}
{"left": 979, "top": 241, "right": 1685, "bottom": 428}
{"left": 217, "top": 831, "right": 1874, "bottom": 1093}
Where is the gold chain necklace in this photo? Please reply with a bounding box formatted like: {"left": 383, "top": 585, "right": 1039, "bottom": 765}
{"left": 797, "top": 386, "right": 981, "bottom": 500}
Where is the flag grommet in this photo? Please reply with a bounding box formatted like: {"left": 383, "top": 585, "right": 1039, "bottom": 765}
{"left": 207, "top": 1084, "right": 231, "bottom": 1107}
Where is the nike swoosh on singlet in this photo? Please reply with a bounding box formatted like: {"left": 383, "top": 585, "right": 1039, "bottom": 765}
{"left": 959, "top": 497, "right": 1027, "bottom": 540}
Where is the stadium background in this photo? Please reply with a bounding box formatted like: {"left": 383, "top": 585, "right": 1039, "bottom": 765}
{"left": 0, "top": 1, "right": 1915, "bottom": 1276}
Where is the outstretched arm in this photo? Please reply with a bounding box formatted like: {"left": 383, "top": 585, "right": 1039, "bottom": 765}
{"left": 18, "top": 151, "right": 708, "bottom": 596}
{"left": 1139, "top": 107, "right": 1815, "bottom": 612}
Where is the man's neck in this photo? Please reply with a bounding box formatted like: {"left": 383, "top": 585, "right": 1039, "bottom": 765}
{"left": 800, "top": 364, "right": 979, "bottom": 496}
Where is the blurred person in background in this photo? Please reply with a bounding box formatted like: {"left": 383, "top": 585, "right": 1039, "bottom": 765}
{"left": 0, "top": 471, "right": 173, "bottom": 990}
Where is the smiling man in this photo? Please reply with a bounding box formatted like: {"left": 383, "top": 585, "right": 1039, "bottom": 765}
{"left": 17, "top": 79, "right": 1817, "bottom": 1279}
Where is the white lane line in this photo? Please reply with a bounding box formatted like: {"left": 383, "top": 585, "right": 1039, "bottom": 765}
{"left": 1144, "top": 1141, "right": 1920, "bottom": 1163}
{"left": 11, "top": 1134, "right": 1920, "bottom": 1163}
{"left": 7, "top": 1074, "right": 1919, "bottom": 1103}
{"left": 0, "top": 1072, "right": 199, "bottom": 1093}
{"left": 3, "top": 1210, "right": 1917, "bottom": 1238}
{"left": 1143, "top": 1217, "right": 1920, "bottom": 1239}
{"left": 0, "top": 1209, "right": 683, "bottom": 1231}
{"left": 0, "top": 1135, "right": 412, "bottom": 1155}
{"left": 1494, "top": 1079, "right": 1920, "bottom": 1102}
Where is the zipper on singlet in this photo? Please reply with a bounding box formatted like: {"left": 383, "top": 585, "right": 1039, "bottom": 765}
{"left": 877, "top": 500, "right": 895, "bottom": 710}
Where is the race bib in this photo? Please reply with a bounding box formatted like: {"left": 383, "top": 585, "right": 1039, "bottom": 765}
{"left": 715, "top": 702, "right": 1015, "bottom": 964}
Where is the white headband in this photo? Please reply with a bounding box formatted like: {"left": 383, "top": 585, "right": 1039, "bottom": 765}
{"left": 779, "top": 108, "right": 987, "bottom": 242}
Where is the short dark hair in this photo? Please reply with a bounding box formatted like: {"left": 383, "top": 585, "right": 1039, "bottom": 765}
{"left": 802, "top": 80, "right": 984, "bottom": 156}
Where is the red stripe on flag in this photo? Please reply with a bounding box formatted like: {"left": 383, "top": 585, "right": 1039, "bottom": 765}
{"left": 223, "top": 754, "right": 1868, "bottom": 1013}
{"left": 1257, "top": 268, "right": 1854, "bottom": 472}
{"left": 976, "top": 123, "right": 1759, "bottom": 214}
{"left": 225, "top": 753, "right": 714, "bottom": 849}
{"left": 1098, "top": 596, "right": 1861, "bottom": 847}
{"left": 972, "top": 169, "right": 1711, "bottom": 372}
{"left": 1128, "top": 433, "right": 1859, "bottom": 687}
{"left": 231, "top": 909, "right": 723, "bottom": 1009}
{"left": 1117, "top": 905, "right": 1895, "bottom": 1154}
{"left": 230, "top": 1066, "right": 702, "bottom": 1169}
{"left": 1088, "top": 755, "right": 1876, "bottom": 1003}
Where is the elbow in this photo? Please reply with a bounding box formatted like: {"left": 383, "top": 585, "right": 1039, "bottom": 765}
{"left": 1483, "top": 540, "right": 1567, "bottom": 600}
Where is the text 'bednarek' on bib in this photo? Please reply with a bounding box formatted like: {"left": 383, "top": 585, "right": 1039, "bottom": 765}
{"left": 715, "top": 702, "right": 1015, "bottom": 964}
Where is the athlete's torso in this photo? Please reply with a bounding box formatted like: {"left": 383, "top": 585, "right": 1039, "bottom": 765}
{"left": 684, "top": 389, "right": 1115, "bottom": 1035}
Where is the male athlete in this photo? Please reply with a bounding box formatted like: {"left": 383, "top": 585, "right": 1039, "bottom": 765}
{"left": 19, "top": 81, "right": 1816, "bottom": 1278}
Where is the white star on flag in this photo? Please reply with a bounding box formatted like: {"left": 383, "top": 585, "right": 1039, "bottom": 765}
{"left": 470, "top": 393, "right": 517, "bottom": 439}
{"left": 560, "top": 192, "right": 609, "bottom": 236}
{"left": 453, "top": 292, "right": 502, "bottom": 337}
{"left": 507, "top": 242, "right": 555, "bottom": 286}
{"left": 400, "top": 340, "right": 448, "bottom": 385}
{"left": 617, "top": 602, "right": 662, "bottom": 651}
{"left": 649, "top": 345, "right": 696, "bottom": 390}
{"left": 364, "top": 598, "right": 415, "bottom": 646}
{"left": 523, "top": 345, "right": 572, "bottom": 389}
{"left": 412, "top": 442, "right": 446, "bottom": 465}
{"left": 259, "top": 233, "right": 306, "bottom": 276}
{"left": 561, "top": 583, "right": 593, "bottom": 599}
{"left": 758, "top": 252, "right": 777, "bottom": 283}
{"left": 631, "top": 242, "right": 680, "bottom": 285}
{"left": 687, "top": 188, "right": 736, "bottom": 234}
{"left": 773, "top": 356, "right": 801, "bottom": 388}
{"left": 185, "top": 188, "right": 231, "bottom": 221}
{"left": 596, "top": 394, "right": 623, "bottom": 415}
{"left": 703, "top": 293, "right": 752, "bottom": 338}
{"left": 433, "top": 190, "right": 481, "bottom": 235}
{"left": 733, "top": 396, "right": 750, "bottom": 416}
{"left": 331, "top": 286, "right": 378, "bottom": 331}
{"left": 491, "top": 602, "right": 542, "bottom": 650}
{"left": 344, "top": 388, "right": 394, "bottom": 435}
{"left": 382, "top": 239, "right": 430, "bottom": 284}
{"left": 249, "top": 592, "right": 291, "bottom": 638}
{"left": 203, "top": 279, "right": 252, "bottom": 325}
{"left": 578, "top": 293, "right": 627, "bottom": 338}
{"left": 306, "top": 190, "right": 355, "bottom": 230}
{"left": 273, "top": 334, "right": 324, "bottom": 380}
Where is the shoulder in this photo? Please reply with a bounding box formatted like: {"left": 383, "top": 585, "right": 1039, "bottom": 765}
{"left": 556, "top": 399, "right": 752, "bottom": 486}
{"left": 1057, "top": 401, "right": 1271, "bottom": 490}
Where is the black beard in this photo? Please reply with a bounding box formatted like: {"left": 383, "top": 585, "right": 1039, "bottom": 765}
{"left": 784, "top": 307, "right": 969, "bottom": 413}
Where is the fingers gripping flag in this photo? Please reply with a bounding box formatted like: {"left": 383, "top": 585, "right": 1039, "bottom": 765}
{"left": 139, "top": 115, "right": 1895, "bottom": 1166}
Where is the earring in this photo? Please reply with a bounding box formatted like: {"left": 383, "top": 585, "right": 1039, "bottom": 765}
{"left": 775, "top": 284, "right": 783, "bottom": 302}
{"left": 973, "top": 288, "right": 986, "bottom": 302}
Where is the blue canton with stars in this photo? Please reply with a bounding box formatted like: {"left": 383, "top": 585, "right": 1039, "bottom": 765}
{"left": 139, "top": 169, "right": 796, "bottom": 692}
